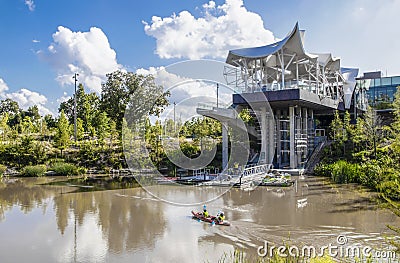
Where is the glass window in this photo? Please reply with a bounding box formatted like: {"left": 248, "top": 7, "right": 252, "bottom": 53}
{"left": 373, "top": 78, "right": 380, "bottom": 87}
{"left": 376, "top": 88, "right": 386, "bottom": 102}
{"left": 387, "top": 86, "right": 397, "bottom": 102}
{"left": 381, "top": 77, "right": 391, "bottom": 86}
{"left": 391, "top": 76, "right": 400, "bottom": 85}
{"left": 366, "top": 88, "right": 375, "bottom": 105}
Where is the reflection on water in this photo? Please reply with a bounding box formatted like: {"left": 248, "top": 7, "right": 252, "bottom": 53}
{"left": 0, "top": 176, "right": 398, "bottom": 262}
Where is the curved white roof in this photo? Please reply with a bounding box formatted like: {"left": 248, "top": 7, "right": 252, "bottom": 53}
{"left": 226, "top": 23, "right": 339, "bottom": 70}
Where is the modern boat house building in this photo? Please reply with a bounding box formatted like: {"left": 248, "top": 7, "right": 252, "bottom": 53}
{"left": 198, "top": 23, "right": 366, "bottom": 170}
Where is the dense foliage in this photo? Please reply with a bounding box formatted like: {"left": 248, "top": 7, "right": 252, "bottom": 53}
{"left": 315, "top": 87, "right": 400, "bottom": 202}
{"left": 0, "top": 70, "right": 229, "bottom": 176}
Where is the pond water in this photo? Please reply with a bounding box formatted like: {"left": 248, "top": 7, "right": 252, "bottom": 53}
{"left": 0, "top": 176, "right": 398, "bottom": 262}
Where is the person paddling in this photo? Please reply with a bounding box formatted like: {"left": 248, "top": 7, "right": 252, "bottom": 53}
{"left": 202, "top": 205, "right": 209, "bottom": 218}
{"left": 216, "top": 211, "right": 225, "bottom": 223}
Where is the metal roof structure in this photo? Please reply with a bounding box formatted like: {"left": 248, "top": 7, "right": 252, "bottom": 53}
{"left": 224, "top": 23, "right": 360, "bottom": 110}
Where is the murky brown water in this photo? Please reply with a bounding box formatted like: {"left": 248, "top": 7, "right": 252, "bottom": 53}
{"left": 0, "top": 176, "right": 398, "bottom": 262}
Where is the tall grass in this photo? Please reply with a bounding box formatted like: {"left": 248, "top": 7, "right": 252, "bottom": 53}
{"left": 314, "top": 160, "right": 360, "bottom": 184}
{"left": 216, "top": 249, "right": 350, "bottom": 263}
{"left": 20, "top": 165, "right": 47, "bottom": 177}
{"left": 51, "top": 162, "right": 82, "bottom": 176}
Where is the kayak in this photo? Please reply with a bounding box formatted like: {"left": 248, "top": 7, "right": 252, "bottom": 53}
{"left": 191, "top": 211, "right": 230, "bottom": 226}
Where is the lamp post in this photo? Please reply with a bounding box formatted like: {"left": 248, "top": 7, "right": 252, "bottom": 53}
{"left": 72, "top": 73, "right": 79, "bottom": 142}
{"left": 173, "top": 102, "right": 176, "bottom": 134}
{"left": 216, "top": 83, "right": 219, "bottom": 108}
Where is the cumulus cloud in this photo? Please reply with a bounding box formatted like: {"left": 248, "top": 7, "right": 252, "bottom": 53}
{"left": 143, "top": 0, "right": 276, "bottom": 59}
{"left": 25, "top": 0, "right": 35, "bottom": 12}
{"left": 57, "top": 92, "right": 70, "bottom": 104}
{"left": 42, "top": 26, "right": 123, "bottom": 93}
{"left": 6, "top": 88, "right": 53, "bottom": 116}
{"left": 0, "top": 78, "right": 54, "bottom": 116}
{"left": 0, "top": 78, "right": 9, "bottom": 95}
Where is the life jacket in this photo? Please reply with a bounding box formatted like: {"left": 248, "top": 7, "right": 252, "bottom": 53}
{"left": 203, "top": 210, "right": 209, "bottom": 217}
{"left": 218, "top": 214, "right": 225, "bottom": 221}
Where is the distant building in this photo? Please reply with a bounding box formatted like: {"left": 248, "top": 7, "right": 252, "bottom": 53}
{"left": 356, "top": 71, "right": 400, "bottom": 110}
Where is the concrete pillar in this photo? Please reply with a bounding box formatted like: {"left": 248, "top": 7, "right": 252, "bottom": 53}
{"left": 302, "top": 108, "right": 308, "bottom": 163}
{"left": 260, "top": 107, "right": 267, "bottom": 164}
{"left": 222, "top": 122, "right": 228, "bottom": 171}
{"left": 281, "top": 51, "right": 285, "bottom": 90}
{"left": 296, "top": 106, "right": 302, "bottom": 168}
{"left": 289, "top": 106, "right": 295, "bottom": 169}
{"left": 267, "top": 111, "right": 275, "bottom": 165}
{"left": 276, "top": 110, "right": 281, "bottom": 167}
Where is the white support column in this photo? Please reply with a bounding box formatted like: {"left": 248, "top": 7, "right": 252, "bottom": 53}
{"left": 307, "top": 64, "right": 311, "bottom": 92}
{"left": 281, "top": 51, "right": 285, "bottom": 90}
{"left": 302, "top": 108, "right": 308, "bottom": 162}
{"left": 322, "top": 66, "right": 326, "bottom": 97}
{"left": 276, "top": 110, "right": 281, "bottom": 167}
{"left": 316, "top": 63, "right": 320, "bottom": 94}
{"left": 303, "top": 108, "right": 308, "bottom": 138}
{"left": 260, "top": 107, "right": 267, "bottom": 164}
{"left": 296, "top": 56, "right": 299, "bottom": 88}
{"left": 267, "top": 111, "right": 275, "bottom": 165}
{"left": 296, "top": 107, "right": 302, "bottom": 168}
{"left": 222, "top": 122, "right": 229, "bottom": 171}
{"left": 289, "top": 106, "right": 295, "bottom": 169}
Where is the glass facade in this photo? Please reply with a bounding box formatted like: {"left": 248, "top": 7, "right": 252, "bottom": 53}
{"left": 357, "top": 75, "right": 400, "bottom": 109}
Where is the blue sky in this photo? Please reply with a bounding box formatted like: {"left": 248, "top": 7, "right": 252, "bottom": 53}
{"left": 0, "top": 0, "right": 399, "bottom": 116}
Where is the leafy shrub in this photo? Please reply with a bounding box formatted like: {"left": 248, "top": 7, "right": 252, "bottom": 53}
{"left": 378, "top": 180, "right": 400, "bottom": 201}
{"left": 314, "top": 160, "right": 362, "bottom": 184}
{"left": 51, "top": 162, "right": 81, "bottom": 176}
{"left": 332, "top": 160, "right": 361, "bottom": 184}
{"left": 21, "top": 165, "right": 47, "bottom": 177}
{"left": 0, "top": 164, "right": 6, "bottom": 176}
{"left": 314, "top": 163, "right": 332, "bottom": 177}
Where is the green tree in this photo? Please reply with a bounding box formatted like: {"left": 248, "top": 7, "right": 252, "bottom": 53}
{"left": 26, "top": 105, "right": 41, "bottom": 121}
{"left": 0, "top": 98, "right": 20, "bottom": 117}
{"left": 362, "top": 106, "right": 383, "bottom": 158}
{"left": 100, "top": 71, "right": 170, "bottom": 131}
{"left": 76, "top": 118, "right": 84, "bottom": 141}
{"left": 0, "top": 113, "right": 10, "bottom": 141}
{"left": 329, "top": 110, "right": 345, "bottom": 143}
{"left": 0, "top": 98, "right": 21, "bottom": 128}
{"left": 94, "top": 112, "right": 110, "bottom": 146}
{"left": 44, "top": 114, "right": 56, "bottom": 129}
{"left": 58, "top": 83, "right": 99, "bottom": 132}
{"left": 54, "top": 111, "right": 71, "bottom": 156}
{"left": 108, "top": 120, "right": 118, "bottom": 148}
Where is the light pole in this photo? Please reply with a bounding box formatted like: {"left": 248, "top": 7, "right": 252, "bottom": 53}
{"left": 216, "top": 83, "right": 219, "bottom": 108}
{"left": 73, "top": 73, "right": 79, "bottom": 142}
{"left": 173, "top": 102, "right": 176, "bottom": 134}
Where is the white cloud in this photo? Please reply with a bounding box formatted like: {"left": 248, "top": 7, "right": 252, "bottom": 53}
{"left": 0, "top": 78, "right": 9, "bottom": 95}
{"left": 25, "top": 0, "right": 35, "bottom": 12}
{"left": 57, "top": 92, "right": 70, "bottom": 104}
{"left": 42, "top": 26, "right": 123, "bottom": 93}
{"left": 6, "top": 88, "right": 53, "bottom": 116}
{"left": 143, "top": 0, "right": 276, "bottom": 59}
